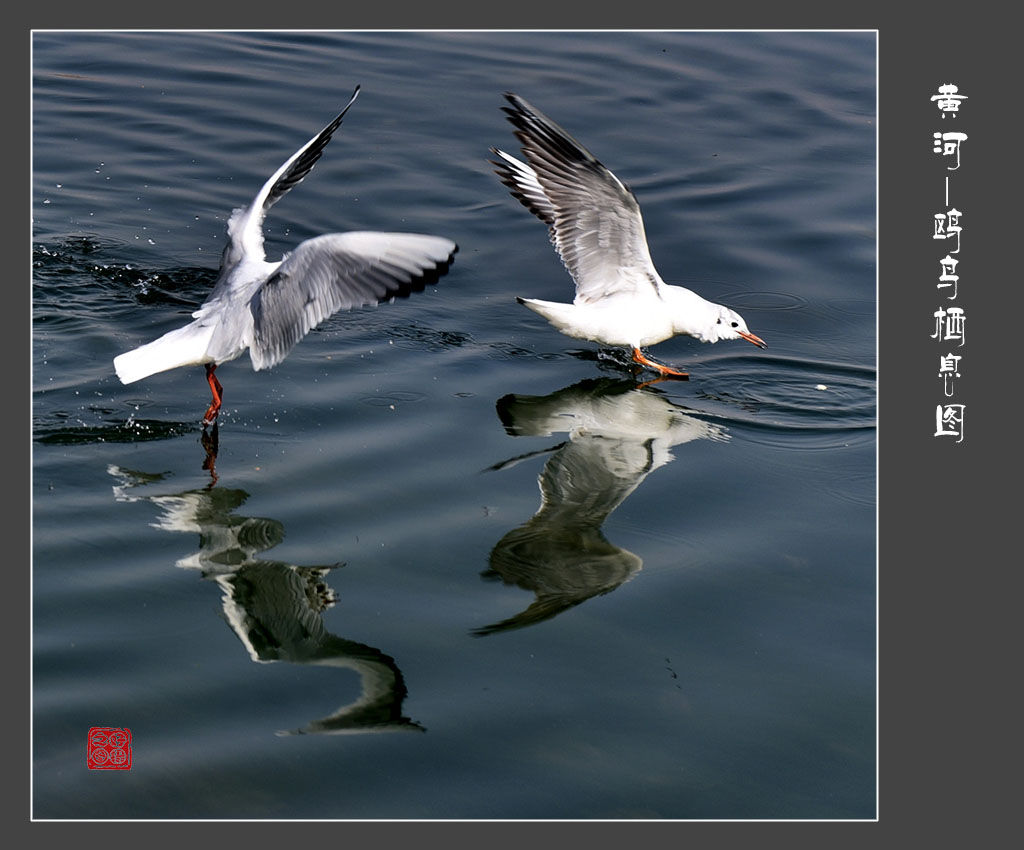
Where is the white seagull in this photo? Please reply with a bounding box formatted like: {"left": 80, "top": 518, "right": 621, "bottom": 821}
{"left": 490, "top": 92, "right": 766, "bottom": 377}
{"left": 114, "top": 86, "right": 458, "bottom": 425}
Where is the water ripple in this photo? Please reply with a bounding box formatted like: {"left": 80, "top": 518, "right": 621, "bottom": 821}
{"left": 34, "top": 414, "right": 197, "bottom": 445}
{"left": 386, "top": 322, "right": 474, "bottom": 352}
{"left": 825, "top": 297, "right": 876, "bottom": 318}
{"left": 721, "top": 289, "right": 808, "bottom": 312}
{"left": 821, "top": 468, "right": 877, "bottom": 508}
{"left": 357, "top": 391, "right": 427, "bottom": 408}
{"left": 33, "top": 238, "right": 216, "bottom": 309}
{"left": 678, "top": 354, "right": 876, "bottom": 451}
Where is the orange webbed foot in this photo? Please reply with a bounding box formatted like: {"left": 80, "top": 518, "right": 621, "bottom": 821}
{"left": 631, "top": 348, "right": 689, "bottom": 380}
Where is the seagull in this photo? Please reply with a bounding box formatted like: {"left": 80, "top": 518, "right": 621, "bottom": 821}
{"left": 114, "top": 86, "right": 458, "bottom": 425}
{"left": 490, "top": 92, "right": 766, "bottom": 378}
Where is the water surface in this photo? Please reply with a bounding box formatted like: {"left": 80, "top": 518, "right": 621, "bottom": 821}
{"left": 33, "top": 30, "right": 876, "bottom": 819}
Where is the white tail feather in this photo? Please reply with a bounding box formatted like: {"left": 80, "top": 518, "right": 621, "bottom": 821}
{"left": 113, "top": 321, "right": 215, "bottom": 385}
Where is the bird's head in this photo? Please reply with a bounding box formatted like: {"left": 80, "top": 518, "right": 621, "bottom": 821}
{"left": 701, "top": 304, "right": 767, "bottom": 348}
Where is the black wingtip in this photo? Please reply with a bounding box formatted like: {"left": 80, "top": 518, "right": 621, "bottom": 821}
{"left": 502, "top": 92, "right": 531, "bottom": 115}
{"left": 342, "top": 84, "right": 361, "bottom": 115}
{"left": 386, "top": 243, "right": 459, "bottom": 301}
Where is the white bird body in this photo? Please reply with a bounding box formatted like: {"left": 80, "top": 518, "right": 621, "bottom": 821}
{"left": 114, "top": 86, "right": 457, "bottom": 423}
{"left": 519, "top": 293, "right": 672, "bottom": 349}
{"left": 519, "top": 282, "right": 735, "bottom": 350}
{"left": 491, "top": 93, "right": 765, "bottom": 376}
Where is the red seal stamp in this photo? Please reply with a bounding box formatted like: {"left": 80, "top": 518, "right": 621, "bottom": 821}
{"left": 87, "top": 727, "right": 132, "bottom": 770}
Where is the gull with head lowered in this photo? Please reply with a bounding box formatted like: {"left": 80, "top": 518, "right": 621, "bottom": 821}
{"left": 114, "top": 86, "right": 457, "bottom": 425}
{"left": 490, "top": 92, "right": 765, "bottom": 378}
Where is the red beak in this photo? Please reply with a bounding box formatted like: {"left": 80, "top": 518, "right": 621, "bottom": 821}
{"left": 739, "top": 330, "right": 767, "bottom": 349}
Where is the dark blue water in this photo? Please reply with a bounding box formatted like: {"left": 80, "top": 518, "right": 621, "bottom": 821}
{"left": 33, "top": 30, "right": 876, "bottom": 819}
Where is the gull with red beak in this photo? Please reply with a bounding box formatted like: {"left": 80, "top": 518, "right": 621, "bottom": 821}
{"left": 114, "top": 86, "right": 457, "bottom": 425}
{"left": 491, "top": 92, "right": 766, "bottom": 377}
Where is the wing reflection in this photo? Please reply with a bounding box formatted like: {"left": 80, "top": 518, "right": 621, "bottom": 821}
{"left": 478, "top": 378, "right": 727, "bottom": 636}
{"left": 108, "top": 465, "right": 424, "bottom": 735}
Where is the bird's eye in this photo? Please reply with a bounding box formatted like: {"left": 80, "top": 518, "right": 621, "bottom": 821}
{"left": 716, "top": 318, "right": 722, "bottom": 324}
{"left": 731, "top": 321, "right": 738, "bottom": 328}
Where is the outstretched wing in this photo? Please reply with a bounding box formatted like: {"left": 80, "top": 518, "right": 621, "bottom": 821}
{"left": 491, "top": 93, "right": 663, "bottom": 304}
{"left": 223, "top": 86, "right": 362, "bottom": 267}
{"left": 248, "top": 232, "right": 457, "bottom": 370}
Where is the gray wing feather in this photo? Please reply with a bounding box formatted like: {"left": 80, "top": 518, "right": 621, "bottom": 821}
{"left": 495, "top": 93, "right": 662, "bottom": 303}
{"left": 248, "top": 232, "right": 456, "bottom": 370}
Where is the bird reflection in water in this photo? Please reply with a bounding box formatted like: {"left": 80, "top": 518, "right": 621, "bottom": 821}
{"left": 108, "top": 465, "right": 424, "bottom": 735}
{"left": 199, "top": 422, "right": 220, "bottom": 484}
{"left": 477, "top": 378, "right": 728, "bottom": 636}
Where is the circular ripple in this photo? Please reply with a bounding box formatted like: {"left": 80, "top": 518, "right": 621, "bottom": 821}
{"left": 757, "top": 373, "right": 875, "bottom": 418}
{"left": 677, "top": 355, "right": 876, "bottom": 451}
{"left": 720, "top": 290, "right": 808, "bottom": 312}
{"left": 825, "top": 297, "right": 876, "bottom": 318}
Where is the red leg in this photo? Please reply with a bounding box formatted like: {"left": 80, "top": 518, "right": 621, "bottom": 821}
{"left": 631, "top": 347, "right": 688, "bottom": 378}
{"left": 202, "top": 363, "right": 223, "bottom": 426}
